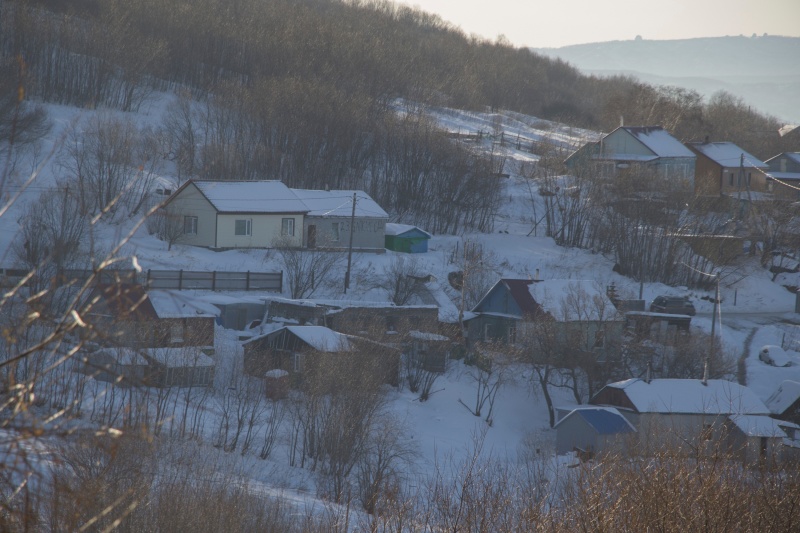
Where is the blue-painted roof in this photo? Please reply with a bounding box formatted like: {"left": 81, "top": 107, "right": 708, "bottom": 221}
{"left": 576, "top": 409, "right": 635, "bottom": 435}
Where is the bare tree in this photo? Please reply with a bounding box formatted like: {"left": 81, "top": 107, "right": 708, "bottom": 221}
{"left": 12, "top": 186, "right": 88, "bottom": 294}
{"left": 356, "top": 413, "right": 418, "bottom": 515}
{"left": 273, "top": 236, "right": 346, "bottom": 299}
{"left": 375, "top": 255, "right": 428, "bottom": 305}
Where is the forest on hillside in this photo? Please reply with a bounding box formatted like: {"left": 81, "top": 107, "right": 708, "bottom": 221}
{"left": 4, "top": 0, "right": 793, "bottom": 150}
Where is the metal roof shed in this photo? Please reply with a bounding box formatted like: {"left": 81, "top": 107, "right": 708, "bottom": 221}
{"left": 384, "top": 223, "right": 432, "bottom": 253}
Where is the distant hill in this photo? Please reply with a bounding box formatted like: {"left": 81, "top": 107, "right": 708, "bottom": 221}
{"left": 535, "top": 36, "right": 800, "bottom": 124}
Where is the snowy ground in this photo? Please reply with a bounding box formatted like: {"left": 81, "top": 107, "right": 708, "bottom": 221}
{"left": 4, "top": 94, "right": 800, "bottom": 516}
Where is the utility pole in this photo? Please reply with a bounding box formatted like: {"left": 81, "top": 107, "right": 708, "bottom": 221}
{"left": 343, "top": 193, "right": 356, "bottom": 293}
{"left": 703, "top": 272, "right": 721, "bottom": 385}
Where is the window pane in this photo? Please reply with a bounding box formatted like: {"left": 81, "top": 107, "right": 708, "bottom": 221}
{"left": 235, "top": 219, "right": 251, "bottom": 236}
{"left": 184, "top": 216, "right": 197, "bottom": 235}
{"left": 281, "top": 218, "right": 294, "bottom": 236}
{"left": 331, "top": 222, "right": 340, "bottom": 241}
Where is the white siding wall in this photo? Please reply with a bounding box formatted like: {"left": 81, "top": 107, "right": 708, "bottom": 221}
{"left": 166, "top": 183, "right": 218, "bottom": 247}
{"left": 216, "top": 213, "right": 303, "bottom": 248}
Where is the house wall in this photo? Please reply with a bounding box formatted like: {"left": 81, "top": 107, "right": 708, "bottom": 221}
{"left": 216, "top": 213, "right": 303, "bottom": 248}
{"left": 725, "top": 424, "right": 782, "bottom": 465}
{"left": 327, "top": 306, "right": 440, "bottom": 343}
{"left": 556, "top": 416, "right": 599, "bottom": 455}
{"left": 474, "top": 284, "right": 523, "bottom": 317}
{"left": 693, "top": 154, "right": 723, "bottom": 196}
{"left": 466, "top": 315, "right": 518, "bottom": 343}
{"left": 602, "top": 130, "right": 653, "bottom": 157}
{"left": 650, "top": 157, "right": 696, "bottom": 189}
{"left": 770, "top": 179, "right": 800, "bottom": 201}
{"left": 718, "top": 166, "right": 767, "bottom": 195}
{"left": 165, "top": 183, "right": 218, "bottom": 247}
{"left": 304, "top": 216, "right": 386, "bottom": 251}
{"left": 625, "top": 412, "right": 729, "bottom": 455}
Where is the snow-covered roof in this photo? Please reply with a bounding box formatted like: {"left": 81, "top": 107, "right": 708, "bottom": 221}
{"left": 528, "top": 279, "right": 617, "bottom": 321}
{"left": 767, "top": 172, "right": 800, "bottom": 181}
{"left": 147, "top": 290, "right": 220, "bottom": 319}
{"left": 765, "top": 380, "right": 800, "bottom": 415}
{"left": 619, "top": 126, "right": 695, "bottom": 158}
{"left": 687, "top": 142, "right": 768, "bottom": 168}
{"left": 779, "top": 125, "right": 799, "bottom": 137}
{"left": 728, "top": 415, "right": 799, "bottom": 437}
{"left": 185, "top": 181, "right": 388, "bottom": 218}
{"left": 194, "top": 181, "right": 309, "bottom": 213}
{"left": 99, "top": 348, "right": 149, "bottom": 366}
{"left": 100, "top": 347, "right": 214, "bottom": 367}
{"left": 290, "top": 189, "right": 388, "bottom": 218}
{"left": 766, "top": 152, "right": 800, "bottom": 166}
{"left": 592, "top": 153, "right": 658, "bottom": 162}
{"left": 285, "top": 326, "right": 351, "bottom": 352}
{"left": 384, "top": 223, "right": 431, "bottom": 237}
{"left": 597, "top": 378, "right": 770, "bottom": 415}
{"left": 409, "top": 330, "right": 449, "bottom": 341}
{"left": 144, "top": 347, "right": 215, "bottom": 368}
{"left": 555, "top": 406, "right": 636, "bottom": 435}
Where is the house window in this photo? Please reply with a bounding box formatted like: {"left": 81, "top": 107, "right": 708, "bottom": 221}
{"left": 331, "top": 222, "right": 340, "bottom": 241}
{"left": 702, "top": 423, "right": 713, "bottom": 441}
{"left": 293, "top": 353, "right": 305, "bottom": 373}
{"left": 235, "top": 219, "right": 252, "bottom": 236}
{"left": 483, "top": 323, "right": 492, "bottom": 341}
{"left": 729, "top": 173, "right": 734, "bottom": 186}
{"left": 170, "top": 322, "right": 184, "bottom": 344}
{"left": 594, "top": 330, "right": 605, "bottom": 349}
{"left": 281, "top": 218, "right": 295, "bottom": 236}
{"left": 767, "top": 180, "right": 774, "bottom": 192}
{"left": 184, "top": 215, "right": 198, "bottom": 235}
{"left": 386, "top": 316, "right": 397, "bottom": 333}
{"left": 508, "top": 326, "right": 517, "bottom": 344}
{"left": 747, "top": 172, "right": 752, "bottom": 186}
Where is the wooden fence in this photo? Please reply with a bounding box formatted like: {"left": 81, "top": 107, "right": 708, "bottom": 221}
{"left": 0, "top": 267, "right": 282, "bottom": 293}
{"left": 145, "top": 270, "right": 282, "bottom": 292}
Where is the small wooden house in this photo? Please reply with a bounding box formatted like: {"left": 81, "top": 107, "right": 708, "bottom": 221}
{"left": 564, "top": 126, "right": 696, "bottom": 189}
{"left": 384, "top": 224, "right": 432, "bottom": 253}
{"left": 686, "top": 141, "right": 769, "bottom": 197}
{"left": 725, "top": 414, "right": 800, "bottom": 465}
{"left": 408, "top": 330, "right": 451, "bottom": 373}
{"left": 242, "top": 325, "right": 401, "bottom": 386}
{"left": 467, "top": 278, "right": 623, "bottom": 362}
{"left": 85, "top": 284, "right": 217, "bottom": 349}
{"left": 765, "top": 152, "right": 800, "bottom": 201}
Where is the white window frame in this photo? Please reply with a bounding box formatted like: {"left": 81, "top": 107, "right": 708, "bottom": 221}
{"left": 293, "top": 353, "right": 304, "bottom": 373}
{"left": 281, "top": 218, "right": 295, "bottom": 236}
{"left": 235, "top": 219, "right": 252, "bottom": 236}
{"left": 184, "top": 215, "right": 198, "bottom": 235}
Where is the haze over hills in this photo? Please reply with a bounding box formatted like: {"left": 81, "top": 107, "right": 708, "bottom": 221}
{"left": 535, "top": 36, "right": 800, "bottom": 124}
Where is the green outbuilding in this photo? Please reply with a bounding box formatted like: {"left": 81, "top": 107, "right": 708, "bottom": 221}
{"left": 384, "top": 223, "right": 431, "bottom": 253}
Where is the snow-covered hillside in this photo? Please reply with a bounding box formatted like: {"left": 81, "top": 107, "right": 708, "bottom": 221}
{"left": 3, "top": 94, "right": 800, "bottom": 520}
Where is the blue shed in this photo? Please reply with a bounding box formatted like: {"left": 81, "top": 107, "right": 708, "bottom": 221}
{"left": 384, "top": 223, "right": 431, "bottom": 253}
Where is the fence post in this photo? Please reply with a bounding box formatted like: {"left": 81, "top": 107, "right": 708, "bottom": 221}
{"left": 212, "top": 271, "right": 216, "bottom": 291}
{"left": 246, "top": 271, "right": 250, "bottom": 291}
{"left": 146, "top": 269, "right": 151, "bottom": 288}
{"left": 179, "top": 269, "right": 183, "bottom": 290}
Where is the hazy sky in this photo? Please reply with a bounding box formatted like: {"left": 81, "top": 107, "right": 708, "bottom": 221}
{"left": 395, "top": 0, "right": 800, "bottom": 48}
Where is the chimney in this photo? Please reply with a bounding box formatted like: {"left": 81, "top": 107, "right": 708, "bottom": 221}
{"left": 620, "top": 115, "right": 624, "bottom": 127}
{"left": 704, "top": 135, "right": 710, "bottom": 144}
{"left": 645, "top": 361, "right": 652, "bottom": 384}
{"left": 534, "top": 268, "right": 540, "bottom": 281}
